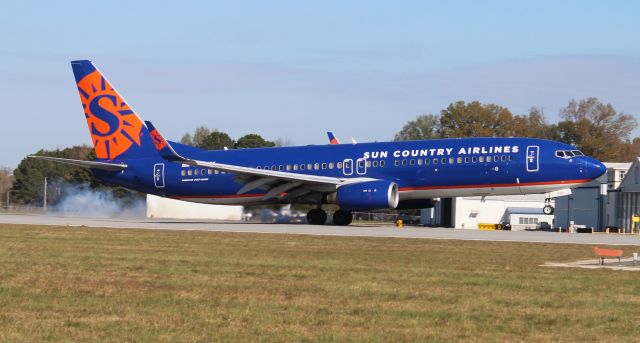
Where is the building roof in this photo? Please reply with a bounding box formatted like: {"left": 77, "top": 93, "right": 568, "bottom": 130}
{"left": 620, "top": 158, "right": 640, "bottom": 192}
{"left": 604, "top": 162, "right": 632, "bottom": 170}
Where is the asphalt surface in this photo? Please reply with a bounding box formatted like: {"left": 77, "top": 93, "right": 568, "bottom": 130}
{"left": 1, "top": 213, "right": 639, "bottom": 246}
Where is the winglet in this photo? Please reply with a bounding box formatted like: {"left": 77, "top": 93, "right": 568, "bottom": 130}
{"left": 145, "top": 121, "right": 190, "bottom": 162}
{"left": 327, "top": 131, "right": 340, "bottom": 145}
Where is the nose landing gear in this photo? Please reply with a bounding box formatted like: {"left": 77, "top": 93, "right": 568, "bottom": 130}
{"left": 543, "top": 198, "right": 554, "bottom": 215}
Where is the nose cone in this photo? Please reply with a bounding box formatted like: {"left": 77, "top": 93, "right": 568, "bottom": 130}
{"left": 585, "top": 157, "right": 606, "bottom": 180}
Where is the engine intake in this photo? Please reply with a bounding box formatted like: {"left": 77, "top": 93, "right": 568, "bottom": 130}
{"left": 331, "top": 180, "right": 399, "bottom": 210}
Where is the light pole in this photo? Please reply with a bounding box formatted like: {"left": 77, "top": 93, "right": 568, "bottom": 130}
{"left": 43, "top": 177, "right": 47, "bottom": 212}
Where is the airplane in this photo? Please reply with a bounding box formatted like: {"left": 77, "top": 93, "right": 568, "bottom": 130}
{"left": 30, "top": 60, "right": 607, "bottom": 226}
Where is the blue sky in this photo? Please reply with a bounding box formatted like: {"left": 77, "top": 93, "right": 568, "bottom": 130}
{"left": 0, "top": 1, "right": 639, "bottom": 167}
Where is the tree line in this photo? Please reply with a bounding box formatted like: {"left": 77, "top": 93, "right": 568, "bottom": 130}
{"left": 395, "top": 97, "right": 639, "bottom": 162}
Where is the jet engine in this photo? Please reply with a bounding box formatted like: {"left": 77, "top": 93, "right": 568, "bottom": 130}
{"left": 328, "top": 180, "right": 399, "bottom": 210}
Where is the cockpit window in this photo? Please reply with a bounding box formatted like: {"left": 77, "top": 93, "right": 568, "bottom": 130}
{"left": 555, "top": 150, "right": 584, "bottom": 159}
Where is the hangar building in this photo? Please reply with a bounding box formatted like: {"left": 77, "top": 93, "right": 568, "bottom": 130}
{"left": 554, "top": 160, "right": 640, "bottom": 232}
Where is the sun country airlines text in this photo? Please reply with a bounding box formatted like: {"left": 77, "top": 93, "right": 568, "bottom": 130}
{"left": 363, "top": 145, "right": 520, "bottom": 159}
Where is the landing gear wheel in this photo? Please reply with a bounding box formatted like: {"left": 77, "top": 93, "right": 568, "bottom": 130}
{"left": 333, "top": 210, "right": 353, "bottom": 226}
{"left": 307, "top": 209, "right": 327, "bottom": 225}
{"left": 543, "top": 205, "right": 554, "bottom": 215}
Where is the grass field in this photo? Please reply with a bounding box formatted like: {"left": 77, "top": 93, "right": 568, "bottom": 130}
{"left": 0, "top": 225, "right": 639, "bottom": 342}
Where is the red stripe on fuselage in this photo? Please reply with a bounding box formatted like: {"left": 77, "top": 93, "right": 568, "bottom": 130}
{"left": 398, "top": 178, "right": 592, "bottom": 191}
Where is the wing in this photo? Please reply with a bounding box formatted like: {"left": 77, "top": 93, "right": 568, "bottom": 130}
{"left": 28, "top": 156, "right": 127, "bottom": 171}
{"left": 145, "top": 121, "right": 374, "bottom": 201}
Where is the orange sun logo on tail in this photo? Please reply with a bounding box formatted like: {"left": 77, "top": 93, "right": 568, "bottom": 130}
{"left": 76, "top": 71, "right": 143, "bottom": 160}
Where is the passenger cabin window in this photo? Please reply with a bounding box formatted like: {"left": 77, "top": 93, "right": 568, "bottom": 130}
{"left": 380, "top": 160, "right": 385, "bottom": 167}
{"left": 337, "top": 162, "right": 343, "bottom": 169}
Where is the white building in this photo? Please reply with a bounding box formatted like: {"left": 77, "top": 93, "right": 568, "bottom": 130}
{"left": 146, "top": 194, "right": 243, "bottom": 220}
{"left": 421, "top": 194, "right": 552, "bottom": 230}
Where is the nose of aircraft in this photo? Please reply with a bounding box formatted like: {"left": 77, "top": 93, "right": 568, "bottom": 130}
{"left": 584, "top": 157, "right": 606, "bottom": 180}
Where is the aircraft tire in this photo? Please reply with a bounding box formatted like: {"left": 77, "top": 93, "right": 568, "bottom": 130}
{"left": 333, "top": 210, "right": 353, "bottom": 226}
{"left": 543, "top": 205, "right": 554, "bottom": 215}
{"left": 307, "top": 209, "right": 327, "bottom": 225}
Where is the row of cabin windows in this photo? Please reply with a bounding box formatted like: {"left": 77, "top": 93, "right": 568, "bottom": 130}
{"left": 181, "top": 169, "right": 225, "bottom": 176}
{"left": 256, "top": 160, "right": 386, "bottom": 171}
{"left": 179, "top": 159, "right": 388, "bottom": 177}
{"left": 394, "top": 155, "right": 514, "bottom": 167}
{"left": 179, "top": 155, "right": 514, "bottom": 176}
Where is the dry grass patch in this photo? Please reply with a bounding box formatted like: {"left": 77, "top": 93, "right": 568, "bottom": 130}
{"left": 0, "top": 224, "right": 639, "bottom": 342}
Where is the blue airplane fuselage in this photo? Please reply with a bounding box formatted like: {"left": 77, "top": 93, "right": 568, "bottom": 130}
{"left": 96, "top": 136, "right": 605, "bottom": 206}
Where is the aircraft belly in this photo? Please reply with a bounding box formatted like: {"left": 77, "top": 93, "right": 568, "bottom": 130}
{"left": 399, "top": 182, "right": 583, "bottom": 199}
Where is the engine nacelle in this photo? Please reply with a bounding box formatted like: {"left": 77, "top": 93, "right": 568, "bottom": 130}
{"left": 330, "top": 180, "right": 399, "bottom": 210}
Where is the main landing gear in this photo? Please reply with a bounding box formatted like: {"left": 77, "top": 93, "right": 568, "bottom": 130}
{"left": 332, "top": 209, "right": 353, "bottom": 226}
{"left": 543, "top": 198, "right": 555, "bottom": 215}
{"left": 306, "top": 208, "right": 353, "bottom": 226}
{"left": 307, "top": 208, "right": 327, "bottom": 225}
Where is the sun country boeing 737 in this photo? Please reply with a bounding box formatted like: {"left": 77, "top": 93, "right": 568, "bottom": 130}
{"left": 31, "top": 60, "right": 606, "bottom": 225}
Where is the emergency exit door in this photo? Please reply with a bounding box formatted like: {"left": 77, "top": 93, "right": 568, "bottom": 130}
{"left": 526, "top": 146, "right": 539, "bottom": 172}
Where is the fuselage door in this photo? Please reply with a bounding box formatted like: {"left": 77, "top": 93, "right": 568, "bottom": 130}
{"left": 356, "top": 158, "right": 367, "bottom": 175}
{"left": 343, "top": 159, "right": 353, "bottom": 176}
{"left": 154, "top": 163, "right": 165, "bottom": 188}
{"left": 526, "top": 146, "right": 539, "bottom": 172}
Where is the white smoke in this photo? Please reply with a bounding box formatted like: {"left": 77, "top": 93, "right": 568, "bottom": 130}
{"left": 52, "top": 182, "right": 146, "bottom": 218}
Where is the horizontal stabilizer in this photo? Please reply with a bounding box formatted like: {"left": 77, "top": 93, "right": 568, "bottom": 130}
{"left": 145, "top": 121, "right": 190, "bottom": 162}
{"left": 27, "top": 156, "right": 127, "bottom": 171}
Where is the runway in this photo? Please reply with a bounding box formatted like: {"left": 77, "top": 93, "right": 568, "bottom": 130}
{"left": 1, "top": 212, "right": 639, "bottom": 245}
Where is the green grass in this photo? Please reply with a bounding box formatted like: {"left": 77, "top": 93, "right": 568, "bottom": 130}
{"left": 0, "top": 224, "right": 639, "bottom": 342}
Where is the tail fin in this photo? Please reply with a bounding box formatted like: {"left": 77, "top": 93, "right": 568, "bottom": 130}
{"left": 71, "top": 60, "right": 156, "bottom": 161}
{"left": 327, "top": 131, "right": 340, "bottom": 145}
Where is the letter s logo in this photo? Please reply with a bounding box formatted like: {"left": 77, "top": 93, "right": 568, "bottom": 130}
{"left": 89, "top": 94, "right": 120, "bottom": 137}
